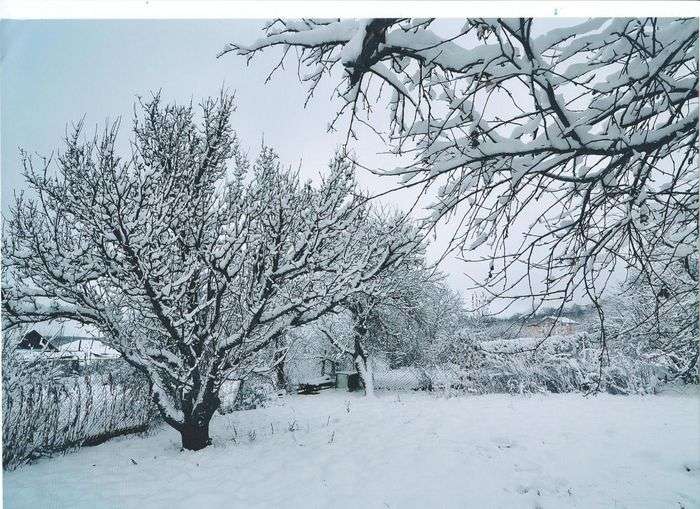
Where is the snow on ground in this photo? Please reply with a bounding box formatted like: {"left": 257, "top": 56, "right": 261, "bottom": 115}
{"left": 4, "top": 388, "right": 699, "bottom": 508}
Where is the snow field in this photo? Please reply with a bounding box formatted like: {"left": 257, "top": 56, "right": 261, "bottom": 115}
{"left": 4, "top": 389, "right": 699, "bottom": 508}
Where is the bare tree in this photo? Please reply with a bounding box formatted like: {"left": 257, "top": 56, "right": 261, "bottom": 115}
{"left": 222, "top": 18, "right": 698, "bottom": 338}
{"left": 2, "top": 93, "right": 417, "bottom": 449}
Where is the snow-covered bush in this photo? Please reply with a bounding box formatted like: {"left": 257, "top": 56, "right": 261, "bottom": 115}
{"left": 217, "top": 378, "right": 276, "bottom": 414}
{"left": 217, "top": 380, "right": 240, "bottom": 415}
{"left": 232, "top": 381, "right": 276, "bottom": 411}
{"left": 454, "top": 334, "right": 669, "bottom": 395}
{"left": 367, "top": 327, "right": 676, "bottom": 395}
{"left": 600, "top": 272, "right": 699, "bottom": 385}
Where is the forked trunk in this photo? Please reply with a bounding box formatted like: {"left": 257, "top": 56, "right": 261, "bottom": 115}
{"left": 162, "top": 388, "right": 220, "bottom": 451}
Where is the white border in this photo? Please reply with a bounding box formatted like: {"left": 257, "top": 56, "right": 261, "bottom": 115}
{"left": 0, "top": 1, "right": 698, "bottom": 20}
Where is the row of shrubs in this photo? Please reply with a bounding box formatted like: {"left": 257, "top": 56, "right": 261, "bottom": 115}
{"left": 372, "top": 334, "right": 682, "bottom": 395}
{"left": 463, "top": 334, "right": 671, "bottom": 395}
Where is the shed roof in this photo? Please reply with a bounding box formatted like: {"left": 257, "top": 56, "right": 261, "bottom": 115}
{"left": 538, "top": 315, "right": 579, "bottom": 325}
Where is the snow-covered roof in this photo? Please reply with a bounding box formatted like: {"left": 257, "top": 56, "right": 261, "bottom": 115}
{"left": 58, "top": 339, "right": 120, "bottom": 359}
{"left": 538, "top": 316, "right": 578, "bottom": 325}
{"left": 14, "top": 349, "right": 82, "bottom": 362}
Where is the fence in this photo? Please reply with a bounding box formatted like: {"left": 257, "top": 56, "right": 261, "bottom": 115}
{"left": 2, "top": 370, "right": 157, "bottom": 470}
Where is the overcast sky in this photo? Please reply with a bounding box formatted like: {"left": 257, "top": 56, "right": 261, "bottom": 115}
{"left": 1, "top": 19, "right": 584, "bottom": 334}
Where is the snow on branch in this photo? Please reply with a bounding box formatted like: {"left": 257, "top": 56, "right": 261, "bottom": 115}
{"left": 224, "top": 18, "right": 698, "bottom": 328}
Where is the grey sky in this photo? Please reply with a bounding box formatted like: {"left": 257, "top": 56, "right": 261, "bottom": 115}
{"left": 1, "top": 19, "right": 583, "bottom": 332}
{"left": 1, "top": 20, "right": 369, "bottom": 194}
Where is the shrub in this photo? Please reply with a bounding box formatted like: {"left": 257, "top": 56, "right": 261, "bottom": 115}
{"left": 233, "top": 381, "right": 276, "bottom": 411}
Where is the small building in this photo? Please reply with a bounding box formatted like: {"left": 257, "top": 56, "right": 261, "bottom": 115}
{"left": 522, "top": 316, "right": 579, "bottom": 337}
{"left": 17, "top": 330, "right": 58, "bottom": 351}
{"left": 15, "top": 331, "right": 80, "bottom": 373}
{"left": 335, "top": 371, "right": 361, "bottom": 391}
{"left": 15, "top": 332, "right": 119, "bottom": 373}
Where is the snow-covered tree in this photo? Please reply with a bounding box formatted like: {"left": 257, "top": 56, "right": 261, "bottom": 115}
{"left": 2, "top": 93, "right": 418, "bottom": 449}
{"left": 314, "top": 220, "right": 472, "bottom": 396}
{"left": 601, "top": 265, "right": 699, "bottom": 383}
{"left": 382, "top": 278, "right": 468, "bottom": 367}
{"left": 313, "top": 213, "right": 427, "bottom": 396}
{"left": 223, "top": 17, "right": 698, "bottom": 329}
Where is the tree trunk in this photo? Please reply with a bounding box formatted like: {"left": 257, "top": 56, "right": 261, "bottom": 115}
{"left": 355, "top": 354, "right": 374, "bottom": 397}
{"left": 274, "top": 350, "right": 288, "bottom": 392}
{"left": 180, "top": 421, "right": 211, "bottom": 451}
{"left": 353, "top": 337, "right": 374, "bottom": 397}
{"left": 349, "top": 299, "right": 376, "bottom": 397}
{"left": 169, "top": 389, "right": 220, "bottom": 451}
{"left": 276, "top": 362, "right": 286, "bottom": 390}
{"left": 273, "top": 335, "right": 288, "bottom": 393}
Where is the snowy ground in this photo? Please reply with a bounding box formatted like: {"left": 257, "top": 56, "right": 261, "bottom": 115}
{"left": 4, "top": 388, "right": 699, "bottom": 508}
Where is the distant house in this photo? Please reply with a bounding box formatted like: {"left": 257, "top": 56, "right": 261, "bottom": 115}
{"left": 17, "top": 330, "right": 58, "bottom": 351}
{"left": 15, "top": 330, "right": 80, "bottom": 372}
{"left": 15, "top": 332, "right": 119, "bottom": 371}
{"left": 522, "top": 316, "right": 579, "bottom": 337}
